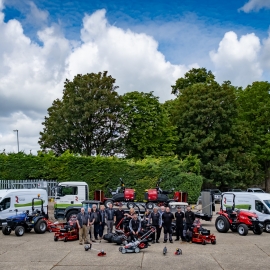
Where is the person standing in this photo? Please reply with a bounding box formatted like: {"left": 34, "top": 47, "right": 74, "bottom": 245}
{"left": 99, "top": 205, "right": 106, "bottom": 240}
{"left": 105, "top": 203, "right": 115, "bottom": 233}
{"left": 162, "top": 207, "right": 174, "bottom": 243}
{"left": 88, "top": 207, "right": 95, "bottom": 242}
{"left": 114, "top": 204, "right": 125, "bottom": 229}
{"left": 183, "top": 205, "right": 195, "bottom": 243}
{"left": 174, "top": 206, "right": 185, "bottom": 241}
{"left": 91, "top": 204, "right": 101, "bottom": 240}
{"left": 77, "top": 208, "right": 90, "bottom": 245}
{"left": 148, "top": 207, "right": 162, "bottom": 243}
{"left": 129, "top": 213, "right": 141, "bottom": 241}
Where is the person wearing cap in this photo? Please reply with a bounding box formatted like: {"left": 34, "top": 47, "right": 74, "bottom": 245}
{"left": 114, "top": 204, "right": 125, "bottom": 229}
{"left": 174, "top": 206, "right": 185, "bottom": 241}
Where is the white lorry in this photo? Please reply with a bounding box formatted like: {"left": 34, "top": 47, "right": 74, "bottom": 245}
{"left": 0, "top": 189, "right": 48, "bottom": 227}
{"left": 54, "top": 181, "right": 89, "bottom": 220}
{"left": 222, "top": 192, "right": 270, "bottom": 233}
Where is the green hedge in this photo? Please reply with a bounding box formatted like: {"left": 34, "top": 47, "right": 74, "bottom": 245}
{"left": 0, "top": 152, "right": 203, "bottom": 203}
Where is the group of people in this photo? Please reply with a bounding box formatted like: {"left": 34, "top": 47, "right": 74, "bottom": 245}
{"left": 76, "top": 202, "right": 198, "bottom": 245}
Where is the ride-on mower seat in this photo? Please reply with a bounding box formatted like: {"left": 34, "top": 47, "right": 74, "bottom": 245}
{"left": 226, "top": 207, "right": 237, "bottom": 220}
{"left": 60, "top": 225, "right": 74, "bottom": 232}
{"left": 200, "top": 229, "right": 210, "bottom": 235}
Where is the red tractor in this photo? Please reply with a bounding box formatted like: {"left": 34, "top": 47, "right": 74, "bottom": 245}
{"left": 103, "top": 178, "right": 136, "bottom": 208}
{"left": 145, "top": 179, "right": 176, "bottom": 209}
{"left": 215, "top": 193, "right": 264, "bottom": 236}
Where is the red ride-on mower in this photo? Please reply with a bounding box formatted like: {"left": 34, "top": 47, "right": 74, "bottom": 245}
{"left": 104, "top": 178, "right": 136, "bottom": 208}
{"left": 54, "top": 215, "right": 79, "bottom": 242}
{"left": 191, "top": 225, "right": 216, "bottom": 245}
{"left": 145, "top": 179, "right": 175, "bottom": 209}
{"left": 215, "top": 193, "right": 264, "bottom": 236}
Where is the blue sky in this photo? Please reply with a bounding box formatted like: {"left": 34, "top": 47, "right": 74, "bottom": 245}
{"left": 1, "top": 0, "right": 270, "bottom": 153}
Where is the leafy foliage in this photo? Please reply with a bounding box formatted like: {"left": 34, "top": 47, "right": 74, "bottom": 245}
{"left": 39, "top": 71, "right": 125, "bottom": 156}
{"left": 0, "top": 152, "right": 202, "bottom": 203}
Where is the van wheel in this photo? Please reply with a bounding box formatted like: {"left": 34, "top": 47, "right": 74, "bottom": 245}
{"left": 34, "top": 220, "right": 47, "bottom": 234}
{"left": 2, "top": 226, "right": 11, "bottom": 235}
{"left": 15, "top": 226, "right": 25, "bottom": 237}
{"left": 237, "top": 224, "right": 248, "bottom": 236}
{"left": 265, "top": 222, "right": 270, "bottom": 233}
{"left": 215, "top": 216, "right": 230, "bottom": 233}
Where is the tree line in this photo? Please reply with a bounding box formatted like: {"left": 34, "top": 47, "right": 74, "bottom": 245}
{"left": 39, "top": 69, "right": 270, "bottom": 190}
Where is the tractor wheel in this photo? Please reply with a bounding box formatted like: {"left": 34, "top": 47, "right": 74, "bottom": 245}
{"left": 215, "top": 216, "right": 230, "bottom": 233}
{"left": 211, "top": 239, "right": 216, "bottom": 245}
{"left": 54, "top": 236, "right": 58, "bottom": 241}
{"left": 104, "top": 199, "right": 114, "bottom": 208}
{"left": 34, "top": 220, "right": 47, "bottom": 234}
{"left": 2, "top": 226, "right": 11, "bottom": 235}
{"left": 66, "top": 210, "right": 79, "bottom": 221}
{"left": 15, "top": 226, "right": 25, "bottom": 237}
{"left": 253, "top": 227, "right": 263, "bottom": 235}
{"left": 146, "top": 202, "right": 155, "bottom": 210}
{"left": 264, "top": 222, "right": 270, "bottom": 233}
{"left": 127, "top": 202, "right": 135, "bottom": 209}
{"left": 237, "top": 224, "right": 248, "bottom": 236}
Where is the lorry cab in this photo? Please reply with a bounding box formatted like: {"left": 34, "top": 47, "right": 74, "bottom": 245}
{"left": 0, "top": 189, "right": 48, "bottom": 227}
{"left": 54, "top": 181, "right": 89, "bottom": 219}
{"left": 222, "top": 192, "right": 270, "bottom": 233}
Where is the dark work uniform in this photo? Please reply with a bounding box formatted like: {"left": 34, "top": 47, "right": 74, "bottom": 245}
{"left": 149, "top": 212, "right": 162, "bottom": 242}
{"left": 91, "top": 210, "right": 101, "bottom": 239}
{"left": 99, "top": 209, "right": 106, "bottom": 238}
{"left": 175, "top": 211, "right": 185, "bottom": 240}
{"left": 183, "top": 210, "right": 195, "bottom": 241}
{"left": 129, "top": 218, "right": 141, "bottom": 241}
{"left": 162, "top": 211, "right": 174, "bottom": 242}
{"left": 114, "top": 209, "right": 125, "bottom": 229}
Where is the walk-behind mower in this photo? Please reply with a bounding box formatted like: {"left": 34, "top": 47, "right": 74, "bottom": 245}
{"left": 119, "top": 226, "right": 156, "bottom": 254}
{"left": 191, "top": 225, "right": 216, "bottom": 245}
{"left": 54, "top": 214, "right": 79, "bottom": 242}
{"left": 215, "top": 193, "right": 264, "bottom": 236}
{"left": 2, "top": 197, "right": 47, "bottom": 237}
{"left": 104, "top": 178, "right": 136, "bottom": 209}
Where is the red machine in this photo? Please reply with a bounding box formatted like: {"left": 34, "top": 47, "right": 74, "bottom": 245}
{"left": 215, "top": 193, "right": 264, "bottom": 236}
{"left": 53, "top": 215, "right": 79, "bottom": 242}
{"left": 46, "top": 220, "right": 66, "bottom": 233}
{"left": 99, "top": 178, "right": 136, "bottom": 208}
{"left": 191, "top": 225, "right": 216, "bottom": 245}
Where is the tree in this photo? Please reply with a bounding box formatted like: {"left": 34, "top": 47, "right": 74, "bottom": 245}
{"left": 171, "top": 68, "right": 215, "bottom": 96}
{"left": 171, "top": 69, "right": 259, "bottom": 188}
{"left": 238, "top": 81, "right": 270, "bottom": 191}
{"left": 39, "top": 71, "right": 125, "bottom": 156}
{"left": 122, "top": 91, "right": 177, "bottom": 159}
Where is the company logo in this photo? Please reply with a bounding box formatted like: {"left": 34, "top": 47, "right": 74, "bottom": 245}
{"left": 15, "top": 196, "right": 19, "bottom": 203}
{"left": 224, "top": 197, "right": 227, "bottom": 204}
{"left": 75, "top": 196, "right": 78, "bottom": 201}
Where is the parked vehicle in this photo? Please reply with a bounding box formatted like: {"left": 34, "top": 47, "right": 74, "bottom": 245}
{"left": 0, "top": 189, "right": 48, "bottom": 227}
{"left": 227, "top": 189, "right": 243, "bottom": 192}
{"left": 197, "top": 189, "right": 221, "bottom": 204}
{"left": 103, "top": 178, "right": 136, "bottom": 208}
{"left": 221, "top": 192, "right": 270, "bottom": 233}
{"left": 247, "top": 188, "right": 265, "bottom": 193}
{"left": 215, "top": 192, "right": 264, "bottom": 236}
{"left": 2, "top": 197, "right": 48, "bottom": 236}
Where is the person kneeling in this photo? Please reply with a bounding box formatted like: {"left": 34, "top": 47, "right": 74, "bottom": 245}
{"left": 129, "top": 214, "right": 141, "bottom": 241}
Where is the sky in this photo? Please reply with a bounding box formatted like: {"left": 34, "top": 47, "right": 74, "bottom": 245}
{"left": 0, "top": 0, "right": 270, "bottom": 154}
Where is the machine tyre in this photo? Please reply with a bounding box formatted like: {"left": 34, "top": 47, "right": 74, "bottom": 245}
{"left": 211, "top": 239, "right": 216, "bottom": 245}
{"left": 121, "top": 248, "right": 127, "bottom": 254}
{"left": 104, "top": 199, "right": 114, "bottom": 208}
{"left": 2, "top": 226, "right": 11, "bottom": 235}
{"left": 146, "top": 202, "right": 155, "bottom": 210}
{"left": 135, "top": 247, "right": 140, "bottom": 253}
{"left": 215, "top": 216, "right": 230, "bottom": 233}
{"left": 202, "top": 240, "right": 206, "bottom": 245}
{"left": 264, "top": 222, "right": 270, "bottom": 233}
{"left": 15, "top": 226, "right": 25, "bottom": 237}
{"left": 119, "top": 247, "right": 123, "bottom": 252}
{"left": 64, "top": 237, "right": 68, "bottom": 242}
{"left": 66, "top": 210, "right": 79, "bottom": 221}
{"left": 127, "top": 202, "right": 135, "bottom": 209}
{"left": 253, "top": 227, "right": 263, "bottom": 235}
{"left": 54, "top": 236, "right": 58, "bottom": 241}
{"left": 237, "top": 224, "right": 248, "bottom": 236}
{"left": 34, "top": 220, "right": 47, "bottom": 234}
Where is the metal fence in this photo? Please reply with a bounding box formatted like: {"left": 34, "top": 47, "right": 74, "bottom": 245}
{"left": 0, "top": 179, "right": 58, "bottom": 199}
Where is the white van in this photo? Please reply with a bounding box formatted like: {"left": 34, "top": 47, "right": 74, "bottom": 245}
{"left": 0, "top": 189, "right": 48, "bottom": 227}
{"left": 222, "top": 192, "right": 270, "bottom": 232}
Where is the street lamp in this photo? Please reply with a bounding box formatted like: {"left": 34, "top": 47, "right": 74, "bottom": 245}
{"left": 13, "top": 129, "right": 19, "bottom": 153}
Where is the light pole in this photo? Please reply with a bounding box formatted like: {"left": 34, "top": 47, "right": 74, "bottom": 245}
{"left": 13, "top": 130, "right": 19, "bottom": 153}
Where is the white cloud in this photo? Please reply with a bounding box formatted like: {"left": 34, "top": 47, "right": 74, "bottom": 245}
{"left": 210, "top": 31, "right": 263, "bottom": 86}
{"left": 239, "top": 0, "right": 270, "bottom": 13}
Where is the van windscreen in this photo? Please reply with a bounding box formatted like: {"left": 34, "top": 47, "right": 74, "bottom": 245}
{"left": 263, "top": 200, "right": 270, "bottom": 208}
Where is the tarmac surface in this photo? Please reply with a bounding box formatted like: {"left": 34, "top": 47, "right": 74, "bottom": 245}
{"left": 1, "top": 205, "right": 270, "bottom": 270}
